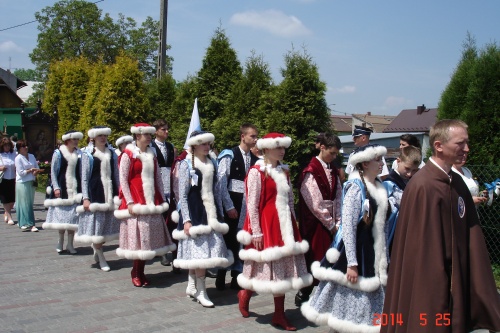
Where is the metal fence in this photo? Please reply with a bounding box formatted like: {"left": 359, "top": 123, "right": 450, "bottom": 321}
{"left": 468, "top": 165, "right": 500, "bottom": 265}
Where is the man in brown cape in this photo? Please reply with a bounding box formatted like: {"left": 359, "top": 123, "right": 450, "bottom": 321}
{"left": 381, "top": 119, "right": 500, "bottom": 333}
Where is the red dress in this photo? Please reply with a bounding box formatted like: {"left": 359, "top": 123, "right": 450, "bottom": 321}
{"left": 114, "top": 143, "right": 176, "bottom": 260}
{"left": 236, "top": 161, "right": 312, "bottom": 294}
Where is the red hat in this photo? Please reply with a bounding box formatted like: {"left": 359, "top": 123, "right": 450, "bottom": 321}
{"left": 256, "top": 132, "right": 292, "bottom": 150}
{"left": 130, "top": 123, "right": 156, "bottom": 135}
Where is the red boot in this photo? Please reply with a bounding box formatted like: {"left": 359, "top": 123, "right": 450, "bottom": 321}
{"left": 131, "top": 260, "right": 143, "bottom": 287}
{"left": 238, "top": 289, "right": 252, "bottom": 317}
{"left": 138, "top": 260, "right": 150, "bottom": 286}
{"left": 271, "top": 296, "right": 296, "bottom": 331}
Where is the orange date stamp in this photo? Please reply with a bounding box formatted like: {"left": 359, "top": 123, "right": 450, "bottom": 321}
{"left": 373, "top": 313, "right": 451, "bottom": 327}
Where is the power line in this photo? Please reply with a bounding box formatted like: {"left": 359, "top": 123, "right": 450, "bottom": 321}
{"left": 0, "top": 0, "right": 105, "bottom": 32}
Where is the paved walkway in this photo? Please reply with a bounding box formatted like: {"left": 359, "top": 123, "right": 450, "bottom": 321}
{"left": 0, "top": 193, "right": 492, "bottom": 333}
{"left": 0, "top": 192, "right": 327, "bottom": 333}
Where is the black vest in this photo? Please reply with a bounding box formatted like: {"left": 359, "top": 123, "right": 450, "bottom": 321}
{"left": 88, "top": 149, "right": 119, "bottom": 203}
{"left": 228, "top": 146, "right": 259, "bottom": 184}
{"left": 52, "top": 150, "right": 82, "bottom": 199}
{"left": 152, "top": 141, "right": 174, "bottom": 168}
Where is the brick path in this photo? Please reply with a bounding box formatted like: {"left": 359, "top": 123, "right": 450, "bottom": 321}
{"left": 0, "top": 192, "right": 327, "bottom": 333}
{"left": 0, "top": 192, "right": 491, "bottom": 333}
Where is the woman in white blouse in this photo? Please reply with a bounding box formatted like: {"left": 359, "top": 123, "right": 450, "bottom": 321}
{"left": 14, "top": 140, "right": 41, "bottom": 231}
{"left": 0, "top": 137, "right": 17, "bottom": 225}
{"left": 452, "top": 152, "right": 488, "bottom": 205}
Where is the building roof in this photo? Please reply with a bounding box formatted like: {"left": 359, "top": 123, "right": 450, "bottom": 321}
{"left": 383, "top": 106, "right": 438, "bottom": 133}
{"left": 17, "top": 81, "right": 40, "bottom": 101}
{"left": 352, "top": 113, "right": 396, "bottom": 133}
{"left": 330, "top": 115, "right": 352, "bottom": 133}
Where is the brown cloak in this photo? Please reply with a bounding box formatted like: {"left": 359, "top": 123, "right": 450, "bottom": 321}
{"left": 381, "top": 161, "right": 500, "bottom": 333}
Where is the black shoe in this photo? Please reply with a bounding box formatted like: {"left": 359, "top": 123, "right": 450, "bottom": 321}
{"left": 172, "top": 267, "right": 182, "bottom": 274}
{"left": 160, "top": 255, "right": 171, "bottom": 266}
{"left": 215, "top": 270, "right": 226, "bottom": 290}
{"left": 206, "top": 269, "right": 218, "bottom": 278}
{"left": 294, "top": 291, "right": 309, "bottom": 307}
{"left": 230, "top": 276, "right": 242, "bottom": 290}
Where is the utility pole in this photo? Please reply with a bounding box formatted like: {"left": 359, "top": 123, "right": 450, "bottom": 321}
{"left": 157, "top": 0, "right": 168, "bottom": 79}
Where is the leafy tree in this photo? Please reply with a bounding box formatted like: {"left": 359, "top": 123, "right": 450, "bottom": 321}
{"left": 196, "top": 26, "right": 242, "bottom": 131}
{"left": 438, "top": 36, "right": 500, "bottom": 165}
{"left": 78, "top": 61, "right": 106, "bottom": 138}
{"left": 94, "top": 54, "right": 148, "bottom": 143}
{"left": 144, "top": 74, "right": 177, "bottom": 125}
{"left": 42, "top": 57, "right": 91, "bottom": 138}
{"left": 266, "top": 48, "right": 331, "bottom": 183}
{"left": 30, "top": 0, "right": 165, "bottom": 81}
{"left": 13, "top": 68, "right": 40, "bottom": 81}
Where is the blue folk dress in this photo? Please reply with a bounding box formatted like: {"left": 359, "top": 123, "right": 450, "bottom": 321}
{"left": 172, "top": 153, "right": 233, "bottom": 270}
{"left": 301, "top": 170, "right": 389, "bottom": 333}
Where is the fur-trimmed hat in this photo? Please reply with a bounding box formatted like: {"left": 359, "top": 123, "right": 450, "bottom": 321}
{"left": 62, "top": 130, "right": 83, "bottom": 141}
{"left": 115, "top": 135, "right": 133, "bottom": 147}
{"left": 130, "top": 123, "right": 156, "bottom": 135}
{"left": 186, "top": 130, "right": 215, "bottom": 147}
{"left": 88, "top": 126, "right": 111, "bottom": 139}
{"left": 348, "top": 144, "right": 387, "bottom": 167}
{"left": 257, "top": 132, "right": 292, "bottom": 150}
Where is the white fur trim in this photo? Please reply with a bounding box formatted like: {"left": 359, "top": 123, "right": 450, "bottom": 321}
{"left": 41, "top": 221, "right": 79, "bottom": 231}
{"left": 116, "top": 135, "right": 133, "bottom": 147}
{"left": 44, "top": 194, "right": 83, "bottom": 207}
{"left": 348, "top": 145, "right": 387, "bottom": 168}
{"left": 74, "top": 233, "right": 119, "bottom": 244}
{"left": 170, "top": 210, "right": 179, "bottom": 223}
{"left": 237, "top": 272, "right": 313, "bottom": 294}
{"left": 237, "top": 230, "right": 252, "bottom": 245}
{"left": 114, "top": 202, "right": 169, "bottom": 219}
{"left": 62, "top": 132, "right": 83, "bottom": 141}
{"left": 301, "top": 301, "right": 381, "bottom": 332}
{"left": 130, "top": 126, "right": 156, "bottom": 134}
{"left": 44, "top": 145, "right": 82, "bottom": 207}
{"left": 113, "top": 196, "right": 121, "bottom": 209}
{"left": 312, "top": 171, "right": 389, "bottom": 291}
{"left": 88, "top": 127, "right": 111, "bottom": 139}
{"left": 116, "top": 244, "right": 176, "bottom": 260}
{"left": 257, "top": 136, "right": 291, "bottom": 150}
{"left": 310, "top": 261, "right": 382, "bottom": 292}
{"left": 173, "top": 250, "right": 234, "bottom": 270}
{"left": 239, "top": 165, "right": 307, "bottom": 262}
{"left": 325, "top": 248, "right": 341, "bottom": 264}
{"left": 46, "top": 186, "right": 52, "bottom": 195}
{"left": 186, "top": 133, "right": 215, "bottom": 147}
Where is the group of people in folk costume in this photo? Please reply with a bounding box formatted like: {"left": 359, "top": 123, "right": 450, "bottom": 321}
{"left": 38, "top": 119, "right": 499, "bottom": 332}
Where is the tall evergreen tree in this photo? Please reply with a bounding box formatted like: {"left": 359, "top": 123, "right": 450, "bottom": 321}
{"left": 196, "top": 26, "right": 242, "bottom": 130}
{"left": 267, "top": 48, "right": 331, "bottom": 182}
{"left": 438, "top": 35, "right": 500, "bottom": 165}
{"left": 214, "top": 51, "right": 274, "bottom": 149}
{"left": 94, "top": 54, "right": 148, "bottom": 142}
{"left": 43, "top": 57, "right": 91, "bottom": 138}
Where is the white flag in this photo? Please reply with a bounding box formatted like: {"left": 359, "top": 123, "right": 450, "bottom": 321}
{"left": 184, "top": 98, "right": 202, "bottom": 149}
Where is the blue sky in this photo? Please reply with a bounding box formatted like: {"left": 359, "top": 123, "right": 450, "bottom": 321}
{"left": 1, "top": 0, "right": 499, "bottom": 116}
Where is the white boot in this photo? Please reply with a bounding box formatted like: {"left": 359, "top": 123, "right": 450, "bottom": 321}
{"left": 194, "top": 276, "right": 214, "bottom": 308}
{"left": 56, "top": 232, "right": 64, "bottom": 254}
{"left": 66, "top": 232, "right": 77, "bottom": 254}
{"left": 186, "top": 273, "right": 197, "bottom": 298}
{"left": 94, "top": 247, "right": 110, "bottom": 272}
